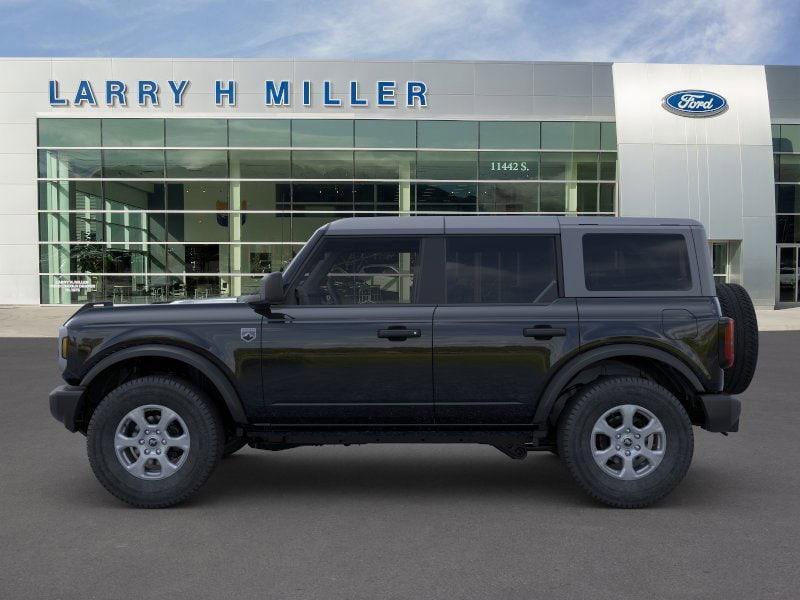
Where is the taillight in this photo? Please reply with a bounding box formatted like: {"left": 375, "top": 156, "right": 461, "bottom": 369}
{"left": 719, "top": 318, "right": 735, "bottom": 369}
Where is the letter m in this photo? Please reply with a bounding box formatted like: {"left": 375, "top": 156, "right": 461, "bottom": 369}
{"left": 265, "top": 80, "right": 290, "bottom": 106}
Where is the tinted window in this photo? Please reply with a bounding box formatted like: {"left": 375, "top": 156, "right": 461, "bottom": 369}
{"left": 583, "top": 233, "right": 692, "bottom": 291}
{"left": 445, "top": 236, "right": 558, "bottom": 304}
{"left": 296, "top": 237, "right": 420, "bottom": 305}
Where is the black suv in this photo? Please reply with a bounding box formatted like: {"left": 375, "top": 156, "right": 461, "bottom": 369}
{"left": 49, "top": 216, "right": 758, "bottom": 508}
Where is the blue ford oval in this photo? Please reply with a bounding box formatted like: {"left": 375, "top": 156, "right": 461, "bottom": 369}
{"left": 662, "top": 90, "right": 728, "bottom": 117}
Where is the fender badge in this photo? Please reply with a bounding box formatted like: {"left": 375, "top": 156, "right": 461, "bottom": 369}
{"left": 240, "top": 328, "right": 257, "bottom": 342}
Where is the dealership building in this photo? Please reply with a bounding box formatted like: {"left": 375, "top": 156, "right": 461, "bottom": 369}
{"left": 0, "top": 58, "right": 798, "bottom": 307}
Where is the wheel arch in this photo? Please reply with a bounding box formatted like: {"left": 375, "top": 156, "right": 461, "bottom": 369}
{"left": 77, "top": 344, "right": 247, "bottom": 433}
{"left": 534, "top": 344, "right": 706, "bottom": 427}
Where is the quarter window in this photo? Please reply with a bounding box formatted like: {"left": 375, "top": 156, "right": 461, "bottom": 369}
{"left": 582, "top": 233, "right": 692, "bottom": 291}
{"left": 445, "top": 236, "right": 558, "bottom": 304}
{"left": 295, "top": 237, "right": 420, "bottom": 305}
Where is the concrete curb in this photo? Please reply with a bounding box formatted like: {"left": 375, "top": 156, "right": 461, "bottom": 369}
{"left": 1, "top": 304, "right": 799, "bottom": 337}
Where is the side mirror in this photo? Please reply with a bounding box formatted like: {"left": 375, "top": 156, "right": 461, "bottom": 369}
{"left": 261, "top": 271, "right": 284, "bottom": 304}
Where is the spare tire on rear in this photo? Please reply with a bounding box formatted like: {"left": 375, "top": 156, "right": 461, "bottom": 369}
{"left": 715, "top": 282, "right": 759, "bottom": 394}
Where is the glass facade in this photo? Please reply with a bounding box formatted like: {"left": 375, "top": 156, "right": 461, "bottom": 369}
{"left": 773, "top": 124, "right": 800, "bottom": 303}
{"left": 37, "top": 118, "right": 618, "bottom": 304}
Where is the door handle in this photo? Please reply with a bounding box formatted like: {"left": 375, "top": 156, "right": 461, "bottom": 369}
{"left": 378, "top": 328, "right": 421, "bottom": 340}
{"left": 523, "top": 326, "right": 566, "bottom": 340}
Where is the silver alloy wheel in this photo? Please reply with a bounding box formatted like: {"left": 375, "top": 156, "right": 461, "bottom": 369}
{"left": 114, "top": 404, "right": 191, "bottom": 480}
{"left": 590, "top": 404, "right": 666, "bottom": 480}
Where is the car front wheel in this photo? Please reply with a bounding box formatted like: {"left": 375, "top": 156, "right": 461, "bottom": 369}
{"left": 87, "top": 375, "right": 223, "bottom": 508}
{"left": 557, "top": 376, "right": 694, "bottom": 508}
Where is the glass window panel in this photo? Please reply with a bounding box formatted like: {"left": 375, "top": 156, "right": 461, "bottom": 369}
{"left": 167, "top": 182, "right": 229, "bottom": 211}
{"left": 40, "top": 273, "right": 103, "bottom": 304}
{"left": 576, "top": 183, "right": 599, "bottom": 212}
{"left": 776, "top": 184, "right": 800, "bottom": 214}
{"left": 712, "top": 242, "right": 728, "bottom": 276}
{"left": 229, "top": 150, "right": 290, "bottom": 179}
{"left": 238, "top": 181, "right": 291, "bottom": 211}
{"left": 583, "top": 233, "right": 692, "bottom": 291}
{"left": 168, "top": 212, "right": 231, "bottom": 243}
{"left": 416, "top": 151, "right": 477, "bottom": 180}
{"left": 354, "top": 183, "right": 405, "bottom": 214}
{"left": 541, "top": 122, "right": 573, "bottom": 150}
{"left": 291, "top": 212, "right": 347, "bottom": 242}
{"left": 575, "top": 152, "right": 599, "bottom": 180}
{"left": 355, "top": 120, "right": 416, "bottom": 148}
{"left": 354, "top": 151, "right": 415, "bottom": 179}
{"left": 38, "top": 149, "right": 102, "bottom": 178}
{"left": 292, "top": 150, "right": 353, "bottom": 179}
{"left": 600, "top": 122, "right": 617, "bottom": 151}
{"left": 539, "top": 183, "right": 566, "bottom": 212}
{"left": 105, "top": 181, "right": 165, "bottom": 211}
{"left": 778, "top": 154, "right": 800, "bottom": 182}
{"left": 600, "top": 153, "right": 617, "bottom": 180}
{"left": 182, "top": 276, "right": 232, "bottom": 299}
{"left": 479, "top": 152, "right": 539, "bottom": 179}
{"left": 479, "top": 122, "right": 540, "bottom": 149}
{"left": 779, "top": 247, "right": 797, "bottom": 302}
{"left": 478, "top": 183, "right": 539, "bottom": 212}
{"left": 295, "top": 237, "right": 420, "bottom": 305}
{"left": 291, "top": 120, "right": 353, "bottom": 147}
{"left": 599, "top": 183, "right": 615, "bottom": 213}
{"left": 165, "top": 119, "right": 227, "bottom": 147}
{"left": 103, "top": 149, "right": 164, "bottom": 178}
{"left": 102, "top": 119, "right": 164, "bottom": 147}
{"left": 105, "top": 243, "right": 162, "bottom": 273}
{"left": 39, "top": 243, "right": 104, "bottom": 273}
{"left": 774, "top": 155, "right": 780, "bottom": 182}
{"left": 229, "top": 119, "right": 290, "bottom": 147}
{"left": 415, "top": 183, "right": 477, "bottom": 212}
{"left": 38, "top": 119, "right": 100, "bottom": 147}
{"left": 39, "top": 211, "right": 105, "bottom": 243}
{"left": 772, "top": 124, "right": 783, "bottom": 152}
{"left": 166, "top": 150, "right": 228, "bottom": 178}
{"left": 574, "top": 122, "right": 601, "bottom": 150}
{"left": 291, "top": 183, "right": 354, "bottom": 212}
{"left": 38, "top": 180, "right": 103, "bottom": 210}
{"left": 780, "top": 125, "right": 800, "bottom": 153}
{"left": 777, "top": 215, "right": 800, "bottom": 243}
{"left": 240, "top": 212, "right": 292, "bottom": 243}
{"left": 105, "top": 211, "right": 163, "bottom": 243}
{"left": 540, "top": 152, "right": 571, "bottom": 180}
{"left": 40, "top": 273, "right": 183, "bottom": 304}
{"left": 445, "top": 236, "right": 558, "bottom": 304}
{"left": 168, "top": 244, "right": 222, "bottom": 273}
{"left": 239, "top": 244, "right": 299, "bottom": 274}
{"left": 417, "top": 121, "right": 478, "bottom": 149}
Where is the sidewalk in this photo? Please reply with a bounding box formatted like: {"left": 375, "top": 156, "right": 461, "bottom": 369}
{"left": 1, "top": 304, "right": 799, "bottom": 337}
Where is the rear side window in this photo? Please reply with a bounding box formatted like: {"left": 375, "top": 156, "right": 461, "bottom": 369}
{"left": 445, "top": 236, "right": 558, "bottom": 304}
{"left": 582, "top": 233, "right": 692, "bottom": 291}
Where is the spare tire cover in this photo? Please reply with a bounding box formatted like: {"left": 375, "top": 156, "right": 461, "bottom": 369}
{"left": 715, "top": 282, "right": 759, "bottom": 394}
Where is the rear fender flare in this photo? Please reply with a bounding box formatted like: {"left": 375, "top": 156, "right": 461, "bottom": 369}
{"left": 533, "top": 344, "right": 705, "bottom": 425}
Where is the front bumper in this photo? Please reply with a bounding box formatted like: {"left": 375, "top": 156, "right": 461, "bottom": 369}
{"left": 699, "top": 393, "right": 741, "bottom": 433}
{"left": 49, "top": 385, "right": 86, "bottom": 432}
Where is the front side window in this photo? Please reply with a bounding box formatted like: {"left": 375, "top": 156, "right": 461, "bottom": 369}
{"left": 445, "top": 236, "right": 558, "bottom": 304}
{"left": 295, "top": 237, "right": 420, "bottom": 305}
{"left": 583, "top": 233, "right": 692, "bottom": 291}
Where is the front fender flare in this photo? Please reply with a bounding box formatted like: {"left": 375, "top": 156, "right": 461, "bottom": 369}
{"left": 80, "top": 344, "right": 248, "bottom": 423}
{"left": 532, "top": 344, "right": 706, "bottom": 425}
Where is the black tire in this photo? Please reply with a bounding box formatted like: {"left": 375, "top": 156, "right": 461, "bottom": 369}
{"left": 716, "top": 282, "right": 759, "bottom": 394}
{"left": 222, "top": 435, "right": 248, "bottom": 457}
{"left": 557, "top": 377, "right": 694, "bottom": 508}
{"left": 87, "top": 375, "right": 224, "bottom": 508}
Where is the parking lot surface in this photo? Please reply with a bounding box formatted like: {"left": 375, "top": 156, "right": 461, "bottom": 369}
{"left": 1, "top": 334, "right": 799, "bottom": 599}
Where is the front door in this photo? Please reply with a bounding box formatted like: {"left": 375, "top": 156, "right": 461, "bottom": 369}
{"left": 261, "top": 235, "right": 435, "bottom": 424}
{"left": 433, "top": 234, "right": 580, "bottom": 424}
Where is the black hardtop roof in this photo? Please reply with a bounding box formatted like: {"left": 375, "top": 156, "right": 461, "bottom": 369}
{"left": 324, "top": 216, "right": 701, "bottom": 235}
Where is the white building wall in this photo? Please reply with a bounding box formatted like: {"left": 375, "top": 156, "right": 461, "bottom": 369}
{"left": 613, "top": 63, "right": 776, "bottom": 306}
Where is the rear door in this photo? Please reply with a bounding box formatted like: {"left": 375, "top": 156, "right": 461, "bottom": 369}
{"left": 433, "top": 234, "right": 580, "bottom": 424}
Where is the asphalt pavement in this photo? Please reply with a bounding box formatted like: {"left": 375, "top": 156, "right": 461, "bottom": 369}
{"left": 1, "top": 334, "right": 799, "bottom": 599}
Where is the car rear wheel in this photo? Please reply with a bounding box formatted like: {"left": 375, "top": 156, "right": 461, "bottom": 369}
{"left": 87, "top": 375, "right": 223, "bottom": 508}
{"left": 557, "top": 376, "right": 694, "bottom": 508}
{"left": 716, "top": 282, "right": 759, "bottom": 394}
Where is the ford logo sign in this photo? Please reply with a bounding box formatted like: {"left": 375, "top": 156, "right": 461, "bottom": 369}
{"left": 662, "top": 90, "right": 728, "bottom": 117}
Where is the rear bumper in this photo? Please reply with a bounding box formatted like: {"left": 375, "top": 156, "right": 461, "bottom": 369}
{"left": 699, "top": 393, "right": 741, "bottom": 433}
{"left": 49, "top": 385, "right": 85, "bottom": 432}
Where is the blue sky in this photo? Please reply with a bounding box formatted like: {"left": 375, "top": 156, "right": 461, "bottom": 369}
{"left": 1, "top": 0, "right": 798, "bottom": 65}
